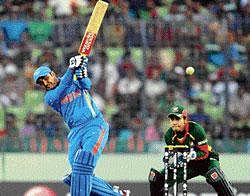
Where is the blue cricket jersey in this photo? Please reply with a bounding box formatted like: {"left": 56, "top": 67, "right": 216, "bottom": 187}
{"left": 44, "top": 68, "right": 103, "bottom": 136}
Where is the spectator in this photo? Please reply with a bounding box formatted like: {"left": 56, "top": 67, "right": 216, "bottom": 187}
{"left": 236, "top": 2, "right": 250, "bottom": 36}
{"left": 163, "top": 1, "right": 185, "bottom": 22}
{"left": 0, "top": 8, "right": 28, "bottom": 48}
{"left": 229, "top": 86, "right": 250, "bottom": 137}
{"left": 157, "top": 87, "right": 186, "bottom": 117}
{"left": 5, "top": 113, "right": 20, "bottom": 151}
{"left": 0, "top": 59, "right": 26, "bottom": 106}
{"left": 144, "top": 64, "right": 167, "bottom": 99}
{"left": 138, "top": 0, "right": 159, "bottom": 21}
{"left": 195, "top": 57, "right": 209, "bottom": 83}
{"left": 229, "top": 35, "right": 248, "bottom": 65}
{"left": 110, "top": 98, "right": 132, "bottom": 151}
{"left": 28, "top": 8, "right": 54, "bottom": 45}
{"left": 145, "top": 113, "right": 164, "bottom": 142}
{"left": 127, "top": 0, "right": 146, "bottom": 18}
{"left": 212, "top": 72, "right": 239, "bottom": 106}
{"left": 23, "top": 60, "right": 36, "bottom": 89}
{"left": 104, "top": 97, "right": 119, "bottom": 123}
{"left": 34, "top": 113, "right": 47, "bottom": 139}
{"left": 44, "top": 108, "right": 66, "bottom": 138}
{"left": 19, "top": 112, "right": 36, "bottom": 138}
{"left": 117, "top": 50, "right": 137, "bottom": 78}
{"left": 129, "top": 113, "right": 145, "bottom": 152}
{"left": 145, "top": 54, "right": 164, "bottom": 79}
{"left": 117, "top": 60, "right": 142, "bottom": 116}
{"left": 186, "top": 75, "right": 203, "bottom": 99}
{"left": 0, "top": 30, "right": 11, "bottom": 57}
{"left": 89, "top": 51, "right": 119, "bottom": 99}
{"left": 52, "top": 13, "right": 82, "bottom": 47}
{"left": 111, "top": 97, "right": 131, "bottom": 138}
{"left": 47, "top": 0, "right": 74, "bottom": 18}
{"left": 189, "top": 98, "right": 212, "bottom": 134}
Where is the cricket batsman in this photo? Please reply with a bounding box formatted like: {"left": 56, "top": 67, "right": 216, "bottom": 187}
{"left": 148, "top": 104, "right": 236, "bottom": 196}
{"left": 33, "top": 55, "right": 130, "bottom": 196}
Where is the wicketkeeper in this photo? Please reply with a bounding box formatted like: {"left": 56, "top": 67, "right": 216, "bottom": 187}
{"left": 33, "top": 55, "right": 129, "bottom": 196}
{"left": 148, "top": 104, "right": 236, "bottom": 196}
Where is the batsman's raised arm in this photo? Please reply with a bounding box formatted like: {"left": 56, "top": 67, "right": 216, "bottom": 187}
{"left": 73, "top": 55, "right": 92, "bottom": 90}
{"left": 33, "top": 55, "right": 86, "bottom": 110}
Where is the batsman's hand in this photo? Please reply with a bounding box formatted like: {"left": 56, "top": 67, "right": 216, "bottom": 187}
{"left": 69, "top": 55, "right": 88, "bottom": 69}
{"left": 75, "top": 66, "right": 88, "bottom": 79}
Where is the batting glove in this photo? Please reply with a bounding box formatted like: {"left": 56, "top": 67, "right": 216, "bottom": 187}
{"left": 81, "top": 56, "right": 88, "bottom": 68}
{"left": 69, "top": 55, "right": 88, "bottom": 69}
{"left": 75, "top": 66, "right": 88, "bottom": 79}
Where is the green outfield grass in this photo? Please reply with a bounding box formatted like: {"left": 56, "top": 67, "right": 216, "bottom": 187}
{"left": 0, "top": 153, "right": 249, "bottom": 182}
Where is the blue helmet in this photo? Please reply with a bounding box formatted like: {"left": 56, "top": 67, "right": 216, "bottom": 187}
{"left": 33, "top": 66, "right": 52, "bottom": 83}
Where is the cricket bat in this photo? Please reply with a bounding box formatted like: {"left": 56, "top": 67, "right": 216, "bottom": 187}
{"left": 78, "top": 0, "right": 109, "bottom": 56}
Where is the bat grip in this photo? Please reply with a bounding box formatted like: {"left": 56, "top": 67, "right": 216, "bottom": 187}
{"left": 74, "top": 59, "right": 88, "bottom": 81}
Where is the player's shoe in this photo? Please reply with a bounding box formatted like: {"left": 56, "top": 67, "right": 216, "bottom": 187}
{"left": 119, "top": 189, "right": 131, "bottom": 196}
{"left": 113, "top": 186, "right": 131, "bottom": 196}
{"left": 62, "top": 174, "right": 71, "bottom": 186}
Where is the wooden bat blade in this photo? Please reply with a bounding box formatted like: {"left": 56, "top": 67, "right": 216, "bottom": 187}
{"left": 78, "top": 0, "right": 109, "bottom": 56}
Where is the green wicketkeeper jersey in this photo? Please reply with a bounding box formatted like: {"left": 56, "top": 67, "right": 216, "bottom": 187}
{"left": 164, "top": 121, "right": 218, "bottom": 160}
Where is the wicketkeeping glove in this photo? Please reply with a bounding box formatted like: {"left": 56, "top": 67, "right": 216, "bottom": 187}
{"left": 165, "top": 152, "right": 184, "bottom": 169}
{"left": 75, "top": 66, "right": 88, "bottom": 79}
{"left": 187, "top": 149, "right": 197, "bottom": 161}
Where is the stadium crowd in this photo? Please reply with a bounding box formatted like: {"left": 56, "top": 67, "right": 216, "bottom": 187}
{"left": 0, "top": 0, "right": 249, "bottom": 153}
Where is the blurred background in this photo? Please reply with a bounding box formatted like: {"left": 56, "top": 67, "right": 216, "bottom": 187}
{"left": 0, "top": 0, "right": 249, "bottom": 195}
